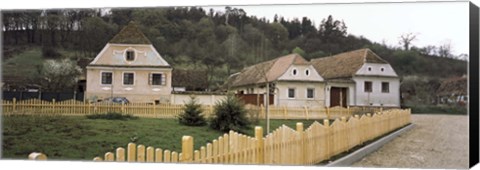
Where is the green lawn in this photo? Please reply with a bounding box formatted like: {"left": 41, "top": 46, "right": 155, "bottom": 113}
{"left": 2, "top": 115, "right": 325, "bottom": 160}
{"left": 3, "top": 47, "right": 44, "bottom": 80}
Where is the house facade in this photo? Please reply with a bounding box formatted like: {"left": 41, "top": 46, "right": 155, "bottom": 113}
{"left": 225, "top": 54, "right": 325, "bottom": 108}
{"left": 311, "top": 49, "right": 400, "bottom": 107}
{"left": 226, "top": 48, "right": 400, "bottom": 108}
{"left": 85, "top": 22, "right": 173, "bottom": 103}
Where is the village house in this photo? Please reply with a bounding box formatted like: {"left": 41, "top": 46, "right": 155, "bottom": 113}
{"left": 85, "top": 22, "right": 173, "bottom": 103}
{"left": 225, "top": 53, "right": 325, "bottom": 108}
{"left": 311, "top": 48, "right": 400, "bottom": 108}
{"left": 226, "top": 48, "right": 401, "bottom": 108}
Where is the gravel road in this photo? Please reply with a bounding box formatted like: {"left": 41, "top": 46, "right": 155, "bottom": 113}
{"left": 353, "top": 114, "right": 469, "bottom": 169}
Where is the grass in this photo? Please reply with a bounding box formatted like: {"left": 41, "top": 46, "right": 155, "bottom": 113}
{"left": 3, "top": 47, "right": 44, "bottom": 79}
{"left": 1, "top": 115, "right": 324, "bottom": 160}
{"left": 405, "top": 104, "right": 467, "bottom": 115}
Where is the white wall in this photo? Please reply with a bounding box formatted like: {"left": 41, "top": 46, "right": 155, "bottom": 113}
{"left": 275, "top": 81, "right": 325, "bottom": 108}
{"left": 171, "top": 94, "right": 226, "bottom": 105}
{"left": 352, "top": 76, "right": 400, "bottom": 107}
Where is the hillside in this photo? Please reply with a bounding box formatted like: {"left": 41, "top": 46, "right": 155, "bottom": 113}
{"left": 2, "top": 7, "right": 468, "bottom": 94}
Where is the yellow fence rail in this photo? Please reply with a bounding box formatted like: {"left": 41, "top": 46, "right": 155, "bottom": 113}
{"left": 28, "top": 109, "right": 411, "bottom": 165}
{"left": 2, "top": 98, "right": 383, "bottom": 119}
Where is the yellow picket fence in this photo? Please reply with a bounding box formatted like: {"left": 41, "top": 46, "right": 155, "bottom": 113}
{"left": 29, "top": 109, "right": 411, "bottom": 165}
{"left": 1, "top": 98, "right": 382, "bottom": 119}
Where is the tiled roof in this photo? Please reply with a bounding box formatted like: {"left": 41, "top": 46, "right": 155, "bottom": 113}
{"left": 109, "top": 21, "right": 152, "bottom": 44}
{"left": 311, "top": 48, "right": 388, "bottom": 79}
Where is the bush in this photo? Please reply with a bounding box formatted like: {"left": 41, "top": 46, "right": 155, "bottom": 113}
{"left": 177, "top": 96, "right": 207, "bottom": 126}
{"left": 86, "top": 112, "right": 137, "bottom": 120}
{"left": 209, "top": 94, "right": 251, "bottom": 132}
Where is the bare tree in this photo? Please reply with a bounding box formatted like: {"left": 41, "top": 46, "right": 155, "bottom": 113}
{"left": 398, "top": 32, "right": 418, "bottom": 51}
{"left": 438, "top": 41, "right": 452, "bottom": 58}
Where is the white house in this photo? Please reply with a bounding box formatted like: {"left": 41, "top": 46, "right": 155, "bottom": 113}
{"left": 225, "top": 53, "right": 325, "bottom": 108}
{"left": 85, "top": 22, "right": 173, "bottom": 103}
{"left": 226, "top": 48, "right": 400, "bottom": 108}
{"left": 311, "top": 48, "right": 400, "bottom": 107}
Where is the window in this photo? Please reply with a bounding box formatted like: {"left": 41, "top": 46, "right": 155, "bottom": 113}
{"left": 367, "top": 67, "right": 372, "bottom": 71}
{"left": 292, "top": 68, "right": 297, "bottom": 75}
{"left": 305, "top": 69, "right": 310, "bottom": 76}
{"left": 123, "top": 72, "right": 134, "bottom": 85}
{"left": 364, "top": 81, "right": 372, "bottom": 92}
{"left": 307, "top": 88, "right": 315, "bottom": 99}
{"left": 126, "top": 50, "right": 135, "bottom": 61}
{"left": 382, "top": 82, "right": 389, "bottom": 93}
{"left": 101, "top": 72, "right": 112, "bottom": 85}
{"left": 149, "top": 73, "right": 165, "bottom": 85}
{"left": 288, "top": 88, "right": 295, "bottom": 98}
{"left": 380, "top": 67, "right": 385, "bottom": 72}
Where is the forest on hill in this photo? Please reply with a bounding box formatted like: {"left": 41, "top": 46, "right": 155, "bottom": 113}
{"left": 2, "top": 7, "right": 468, "bottom": 106}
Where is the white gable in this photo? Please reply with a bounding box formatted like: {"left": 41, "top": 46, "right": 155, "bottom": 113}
{"left": 89, "top": 43, "right": 170, "bottom": 67}
{"left": 355, "top": 63, "right": 398, "bottom": 77}
{"left": 278, "top": 65, "right": 324, "bottom": 82}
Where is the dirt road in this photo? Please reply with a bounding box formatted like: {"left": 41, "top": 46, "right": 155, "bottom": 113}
{"left": 353, "top": 114, "right": 469, "bottom": 169}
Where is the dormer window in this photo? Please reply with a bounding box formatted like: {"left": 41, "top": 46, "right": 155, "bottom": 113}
{"left": 368, "top": 67, "right": 372, "bottom": 71}
{"left": 305, "top": 69, "right": 310, "bottom": 76}
{"left": 126, "top": 50, "right": 135, "bottom": 61}
{"left": 380, "top": 67, "right": 385, "bottom": 72}
{"left": 292, "top": 68, "right": 298, "bottom": 76}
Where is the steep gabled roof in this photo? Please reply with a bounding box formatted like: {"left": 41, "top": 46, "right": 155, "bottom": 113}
{"left": 227, "top": 53, "right": 308, "bottom": 87}
{"left": 310, "top": 48, "right": 388, "bottom": 79}
{"left": 109, "top": 21, "right": 152, "bottom": 44}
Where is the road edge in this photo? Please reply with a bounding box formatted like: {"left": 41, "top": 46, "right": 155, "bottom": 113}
{"left": 326, "top": 123, "right": 415, "bottom": 167}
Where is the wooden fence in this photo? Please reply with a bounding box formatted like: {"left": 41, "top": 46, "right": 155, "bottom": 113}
{"left": 29, "top": 109, "right": 411, "bottom": 165}
{"left": 2, "top": 98, "right": 383, "bottom": 119}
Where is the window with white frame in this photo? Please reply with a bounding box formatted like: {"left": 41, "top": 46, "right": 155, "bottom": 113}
{"left": 123, "top": 72, "right": 134, "bottom": 85}
{"left": 288, "top": 88, "right": 295, "bottom": 98}
{"left": 149, "top": 73, "right": 165, "bottom": 85}
{"left": 101, "top": 72, "right": 113, "bottom": 85}
{"left": 307, "top": 88, "right": 315, "bottom": 98}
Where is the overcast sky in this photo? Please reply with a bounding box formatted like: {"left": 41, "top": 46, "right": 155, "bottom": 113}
{"left": 206, "top": 1, "right": 469, "bottom": 56}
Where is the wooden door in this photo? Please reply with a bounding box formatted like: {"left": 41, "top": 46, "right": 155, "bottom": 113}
{"left": 330, "top": 87, "right": 347, "bottom": 107}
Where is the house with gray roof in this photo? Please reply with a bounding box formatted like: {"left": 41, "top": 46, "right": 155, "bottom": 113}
{"left": 226, "top": 48, "right": 400, "bottom": 108}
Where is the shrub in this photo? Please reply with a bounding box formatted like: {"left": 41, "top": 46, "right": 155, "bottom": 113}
{"left": 86, "top": 112, "right": 137, "bottom": 120}
{"left": 177, "top": 96, "right": 207, "bottom": 126}
{"left": 209, "top": 94, "right": 251, "bottom": 132}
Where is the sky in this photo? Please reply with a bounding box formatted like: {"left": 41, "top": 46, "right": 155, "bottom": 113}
{"left": 205, "top": 2, "right": 470, "bottom": 56}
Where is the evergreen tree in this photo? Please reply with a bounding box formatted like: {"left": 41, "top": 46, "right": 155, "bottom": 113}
{"left": 178, "top": 96, "right": 207, "bottom": 126}
{"left": 209, "top": 94, "right": 250, "bottom": 132}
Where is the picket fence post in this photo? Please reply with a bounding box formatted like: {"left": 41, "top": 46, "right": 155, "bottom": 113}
{"left": 304, "top": 106, "right": 309, "bottom": 120}
{"left": 13, "top": 98, "right": 17, "bottom": 112}
{"left": 182, "top": 136, "right": 194, "bottom": 162}
{"left": 52, "top": 99, "right": 56, "bottom": 114}
{"left": 116, "top": 147, "right": 125, "bottom": 162}
{"left": 296, "top": 122, "right": 304, "bottom": 164}
{"left": 255, "top": 126, "right": 264, "bottom": 164}
{"left": 323, "top": 119, "right": 331, "bottom": 159}
{"left": 127, "top": 143, "right": 136, "bottom": 162}
{"left": 28, "top": 152, "right": 47, "bottom": 160}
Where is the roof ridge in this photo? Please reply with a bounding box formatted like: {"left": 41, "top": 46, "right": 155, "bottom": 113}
{"left": 109, "top": 21, "right": 152, "bottom": 44}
